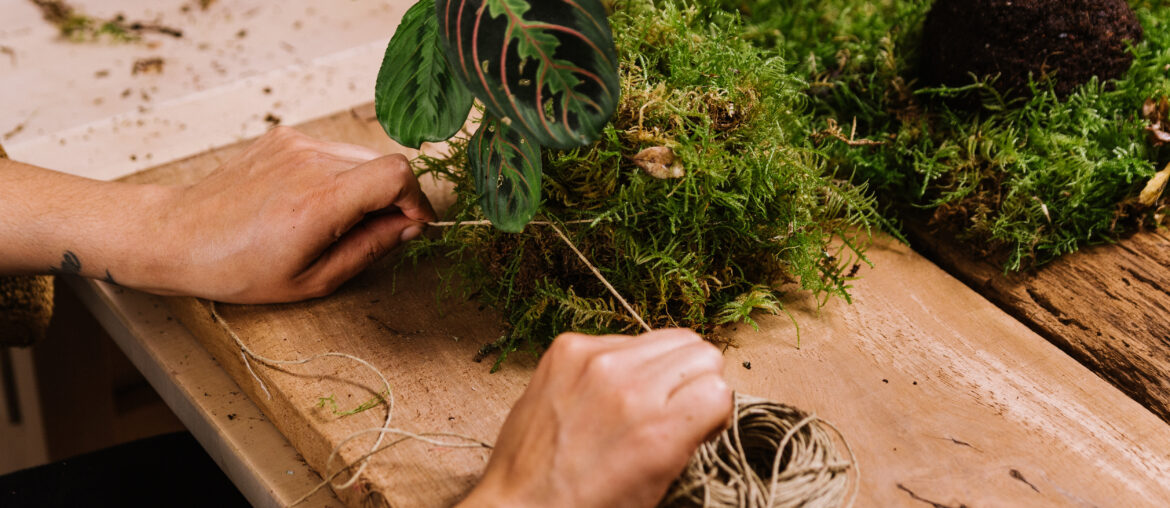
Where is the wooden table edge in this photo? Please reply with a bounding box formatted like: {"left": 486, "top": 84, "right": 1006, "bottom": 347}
{"left": 65, "top": 276, "right": 341, "bottom": 508}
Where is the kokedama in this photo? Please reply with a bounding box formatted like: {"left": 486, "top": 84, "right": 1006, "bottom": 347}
{"left": 375, "top": 0, "right": 880, "bottom": 365}
{"left": 922, "top": 0, "right": 1144, "bottom": 98}
{"left": 724, "top": 0, "right": 1170, "bottom": 270}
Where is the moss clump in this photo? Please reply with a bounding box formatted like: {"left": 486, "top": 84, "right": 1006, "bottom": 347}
{"left": 725, "top": 0, "right": 1170, "bottom": 270}
{"left": 408, "top": 0, "right": 882, "bottom": 366}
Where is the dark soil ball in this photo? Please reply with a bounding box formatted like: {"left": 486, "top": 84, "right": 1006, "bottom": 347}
{"left": 921, "top": 0, "right": 1144, "bottom": 98}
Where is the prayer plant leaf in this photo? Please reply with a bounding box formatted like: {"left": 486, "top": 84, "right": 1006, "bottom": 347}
{"left": 470, "top": 116, "right": 543, "bottom": 233}
{"left": 435, "top": 0, "right": 620, "bottom": 150}
{"left": 376, "top": 0, "right": 474, "bottom": 149}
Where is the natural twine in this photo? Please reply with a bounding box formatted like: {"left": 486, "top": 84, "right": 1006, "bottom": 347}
{"left": 207, "top": 218, "right": 857, "bottom": 507}
{"left": 209, "top": 303, "right": 491, "bottom": 506}
{"left": 661, "top": 395, "right": 857, "bottom": 508}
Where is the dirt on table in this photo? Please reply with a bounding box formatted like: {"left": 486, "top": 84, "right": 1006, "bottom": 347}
{"left": 921, "top": 0, "right": 1144, "bottom": 97}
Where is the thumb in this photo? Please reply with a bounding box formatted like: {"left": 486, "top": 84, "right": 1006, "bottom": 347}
{"left": 296, "top": 212, "right": 426, "bottom": 295}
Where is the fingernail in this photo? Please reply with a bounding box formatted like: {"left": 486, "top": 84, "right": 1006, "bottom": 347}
{"left": 400, "top": 225, "right": 423, "bottom": 243}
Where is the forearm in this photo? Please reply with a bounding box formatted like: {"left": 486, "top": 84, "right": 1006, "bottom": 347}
{"left": 0, "top": 157, "right": 177, "bottom": 290}
{"left": 1, "top": 128, "right": 435, "bottom": 303}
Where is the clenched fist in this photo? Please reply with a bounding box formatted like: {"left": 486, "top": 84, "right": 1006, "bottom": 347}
{"left": 462, "top": 329, "right": 734, "bottom": 508}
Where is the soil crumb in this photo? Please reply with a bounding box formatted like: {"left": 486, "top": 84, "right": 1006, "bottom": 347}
{"left": 131, "top": 57, "right": 165, "bottom": 75}
{"left": 921, "top": 0, "right": 1143, "bottom": 97}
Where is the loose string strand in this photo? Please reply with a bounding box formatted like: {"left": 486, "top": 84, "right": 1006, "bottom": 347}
{"left": 209, "top": 303, "right": 484, "bottom": 503}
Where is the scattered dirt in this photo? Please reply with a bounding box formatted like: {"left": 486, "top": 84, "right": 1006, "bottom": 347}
{"left": 31, "top": 0, "right": 184, "bottom": 42}
{"left": 131, "top": 57, "right": 165, "bottom": 75}
{"left": 921, "top": 0, "right": 1143, "bottom": 97}
{"left": 264, "top": 113, "right": 282, "bottom": 127}
{"left": 2, "top": 123, "right": 24, "bottom": 141}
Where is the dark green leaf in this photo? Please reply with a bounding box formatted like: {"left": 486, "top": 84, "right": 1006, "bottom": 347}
{"left": 470, "top": 116, "right": 543, "bottom": 232}
{"left": 376, "top": 0, "right": 474, "bottom": 149}
{"left": 436, "top": 0, "right": 620, "bottom": 150}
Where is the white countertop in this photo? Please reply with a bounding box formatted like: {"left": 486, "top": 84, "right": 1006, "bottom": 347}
{"left": 1, "top": 0, "right": 403, "bottom": 181}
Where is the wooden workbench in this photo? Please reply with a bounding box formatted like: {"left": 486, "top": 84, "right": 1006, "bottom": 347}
{"left": 7, "top": 3, "right": 1165, "bottom": 503}
{"left": 911, "top": 223, "right": 1170, "bottom": 423}
{"left": 100, "top": 105, "right": 1170, "bottom": 507}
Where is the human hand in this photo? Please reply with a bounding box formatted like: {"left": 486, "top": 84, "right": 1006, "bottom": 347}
{"left": 461, "top": 329, "right": 733, "bottom": 508}
{"left": 142, "top": 127, "right": 436, "bottom": 303}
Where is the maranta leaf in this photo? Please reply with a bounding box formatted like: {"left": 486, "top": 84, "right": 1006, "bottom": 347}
{"left": 436, "top": 0, "right": 620, "bottom": 150}
{"left": 470, "top": 115, "right": 543, "bottom": 232}
{"left": 376, "top": 0, "right": 474, "bottom": 149}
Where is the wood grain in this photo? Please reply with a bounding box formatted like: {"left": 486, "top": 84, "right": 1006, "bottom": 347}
{"left": 910, "top": 224, "right": 1170, "bottom": 423}
{"left": 128, "top": 107, "right": 1170, "bottom": 507}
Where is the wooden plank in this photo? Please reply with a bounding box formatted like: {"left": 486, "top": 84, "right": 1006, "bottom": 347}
{"left": 128, "top": 107, "right": 1170, "bottom": 507}
{"left": 910, "top": 224, "right": 1170, "bottom": 423}
{"left": 69, "top": 278, "right": 341, "bottom": 507}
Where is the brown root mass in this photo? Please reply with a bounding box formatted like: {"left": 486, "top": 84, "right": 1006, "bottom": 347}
{"left": 921, "top": 0, "right": 1143, "bottom": 97}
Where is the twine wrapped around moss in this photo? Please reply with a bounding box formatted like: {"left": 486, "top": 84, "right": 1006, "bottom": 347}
{"left": 408, "top": 1, "right": 883, "bottom": 366}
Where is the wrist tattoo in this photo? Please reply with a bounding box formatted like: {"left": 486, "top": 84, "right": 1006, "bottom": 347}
{"left": 102, "top": 269, "right": 120, "bottom": 286}
{"left": 49, "top": 250, "right": 82, "bottom": 276}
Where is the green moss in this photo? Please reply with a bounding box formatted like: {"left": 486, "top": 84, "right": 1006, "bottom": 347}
{"left": 316, "top": 390, "right": 389, "bottom": 418}
{"left": 726, "top": 0, "right": 1170, "bottom": 270}
{"left": 408, "top": 0, "right": 882, "bottom": 366}
{"left": 32, "top": 1, "right": 158, "bottom": 43}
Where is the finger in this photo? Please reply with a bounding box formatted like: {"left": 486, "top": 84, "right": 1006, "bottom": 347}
{"left": 663, "top": 373, "right": 734, "bottom": 445}
{"left": 593, "top": 328, "right": 705, "bottom": 366}
{"left": 260, "top": 127, "right": 376, "bottom": 169}
{"left": 337, "top": 154, "right": 437, "bottom": 222}
{"left": 566, "top": 329, "right": 704, "bottom": 396}
{"left": 640, "top": 340, "right": 725, "bottom": 402}
{"left": 536, "top": 332, "right": 630, "bottom": 387}
{"left": 315, "top": 140, "right": 383, "bottom": 163}
{"left": 294, "top": 212, "right": 423, "bottom": 296}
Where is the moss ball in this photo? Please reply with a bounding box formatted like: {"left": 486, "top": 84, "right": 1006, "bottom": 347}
{"left": 921, "top": 0, "right": 1144, "bottom": 97}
